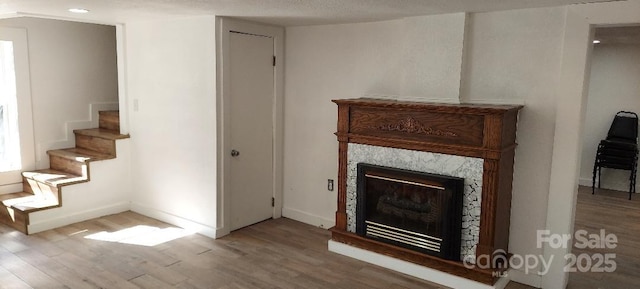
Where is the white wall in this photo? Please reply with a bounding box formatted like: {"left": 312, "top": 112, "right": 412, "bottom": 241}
{"left": 283, "top": 13, "right": 466, "bottom": 228}
{"left": 0, "top": 17, "right": 118, "bottom": 168}
{"left": 126, "top": 16, "right": 218, "bottom": 237}
{"left": 463, "top": 8, "right": 565, "bottom": 285}
{"left": 283, "top": 7, "right": 566, "bottom": 287}
{"left": 579, "top": 43, "right": 640, "bottom": 192}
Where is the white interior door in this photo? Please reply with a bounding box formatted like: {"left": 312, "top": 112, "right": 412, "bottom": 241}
{"left": 229, "top": 32, "right": 274, "bottom": 231}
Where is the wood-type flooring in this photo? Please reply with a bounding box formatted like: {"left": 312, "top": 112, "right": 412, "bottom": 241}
{"left": 0, "top": 185, "right": 637, "bottom": 288}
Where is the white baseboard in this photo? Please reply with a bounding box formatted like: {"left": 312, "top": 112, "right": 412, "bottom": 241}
{"left": 0, "top": 183, "right": 23, "bottom": 195}
{"left": 35, "top": 102, "right": 119, "bottom": 169}
{"left": 580, "top": 177, "right": 638, "bottom": 193}
{"left": 28, "top": 201, "right": 130, "bottom": 234}
{"left": 130, "top": 202, "right": 217, "bottom": 239}
{"left": 508, "top": 268, "right": 542, "bottom": 288}
{"left": 328, "top": 240, "right": 509, "bottom": 289}
{"left": 282, "top": 207, "right": 334, "bottom": 229}
{"left": 578, "top": 177, "right": 592, "bottom": 187}
{"left": 215, "top": 226, "right": 230, "bottom": 238}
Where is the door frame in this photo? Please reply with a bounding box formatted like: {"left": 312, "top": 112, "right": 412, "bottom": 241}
{"left": 216, "top": 17, "right": 284, "bottom": 237}
{"left": 0, "top": 27, "right": 35, "bottom": 192}
{"left": 540, "top": 2, "right": 640, "bottom": 289}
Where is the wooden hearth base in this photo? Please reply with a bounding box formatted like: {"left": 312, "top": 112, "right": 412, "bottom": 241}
{"left": 330, "top": 228, "right": 500, "bottom": 285}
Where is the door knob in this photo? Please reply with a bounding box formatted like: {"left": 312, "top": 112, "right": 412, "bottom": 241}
{"left": 231, "top": 149, "right": 240, "bottom": 157}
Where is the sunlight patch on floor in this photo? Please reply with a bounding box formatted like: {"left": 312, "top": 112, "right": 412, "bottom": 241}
{"left": 84, "top": 225, "right": 194, "bottom": 246}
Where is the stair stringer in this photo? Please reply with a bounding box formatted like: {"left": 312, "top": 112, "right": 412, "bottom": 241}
{"left": 36, "top": 102, "right": 119, "bottom": 169}
{"left": 27, "top": 139, "right": 131, "bottom": 234}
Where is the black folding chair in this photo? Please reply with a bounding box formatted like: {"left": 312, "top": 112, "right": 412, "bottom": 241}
{"left": 592, "top": 111, "right": 639, "bottom": 200}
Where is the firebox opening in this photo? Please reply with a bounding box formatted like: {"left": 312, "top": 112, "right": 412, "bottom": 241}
{"left": 356, "top": 163, "right": 464, "bottom": 261}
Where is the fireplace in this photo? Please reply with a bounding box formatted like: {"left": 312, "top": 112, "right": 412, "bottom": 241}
{"left": 330, "top": 98, "right": 522, "bottom": 285}
{"left": 356, "top": 163, "right": 464, "bottom": 260}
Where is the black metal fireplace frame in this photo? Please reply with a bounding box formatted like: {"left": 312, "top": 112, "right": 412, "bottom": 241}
{"left": 355, "top": 163, "right": 464, "bottom": 260}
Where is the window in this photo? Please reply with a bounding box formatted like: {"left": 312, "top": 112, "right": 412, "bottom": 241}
{"left": 0, "top": 27, "right": 35, "bottom": 187}
{"left": 0, "top": 40, "right": 21, "bottom": 172}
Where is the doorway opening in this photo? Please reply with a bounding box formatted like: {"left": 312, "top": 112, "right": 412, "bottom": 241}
{"left": 570, "top": 24, "right": 640, "bottom": 288}
{"left": 579, "top": 25, "right": 640, "bottom": 196}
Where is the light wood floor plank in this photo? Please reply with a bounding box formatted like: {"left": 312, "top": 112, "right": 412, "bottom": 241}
{"left": 0, "top": 187, "right": 636, "bottom": 289}
{"left": 0, "top": 265, "right": 33, "bottom": 289}
{"left": 566, "top": 186, "right": 640, "bottom": 289}
{"left": 130, "top": 274, "right": 176, "bottom": 289}
{"left": 0, "top": 246, "right": 66, "bottom": 288}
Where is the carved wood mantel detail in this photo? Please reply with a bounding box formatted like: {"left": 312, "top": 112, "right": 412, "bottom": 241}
{"left": 372, "top": 116, "right": 458, "bottom": 137}
{"left": 331, "top": 98, "right": 522, "bottom": 285}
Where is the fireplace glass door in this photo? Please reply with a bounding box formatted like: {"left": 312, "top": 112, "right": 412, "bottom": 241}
{"left": 356, "top": 163, "right": 464, "bottom": 260}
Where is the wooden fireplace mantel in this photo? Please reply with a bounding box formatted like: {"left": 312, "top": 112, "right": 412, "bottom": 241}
{"left": 331, "top": 98, "right": 523, "bottom": 284}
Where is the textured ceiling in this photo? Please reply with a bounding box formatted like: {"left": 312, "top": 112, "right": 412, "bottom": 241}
{"left": 0, "top": 0, "right": 624, "bottom": 26}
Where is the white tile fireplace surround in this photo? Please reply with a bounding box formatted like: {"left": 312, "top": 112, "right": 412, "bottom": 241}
{"left": 345, "top": 143, "right": 483, "bottom": 261}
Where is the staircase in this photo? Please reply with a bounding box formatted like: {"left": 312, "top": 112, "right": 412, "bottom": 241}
{"left": 0, "top": 111, "right": 129, "bottom": 234}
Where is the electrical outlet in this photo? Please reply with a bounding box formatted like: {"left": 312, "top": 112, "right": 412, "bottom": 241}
{"left": 327, "top": 179, "right": 334, "bottom": 191}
